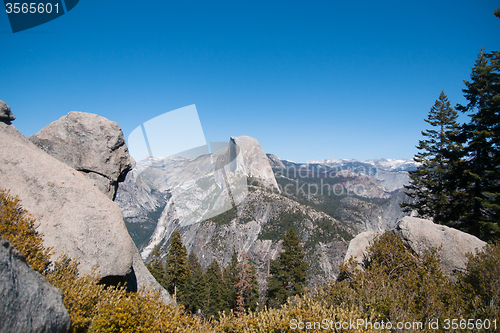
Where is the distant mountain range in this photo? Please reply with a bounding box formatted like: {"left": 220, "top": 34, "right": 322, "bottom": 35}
{"left": 308, "top": 158, "right": 420, "bottom": 172}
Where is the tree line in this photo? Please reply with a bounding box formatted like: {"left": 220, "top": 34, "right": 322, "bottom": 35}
{"left": 403, "top": 49, "right": 500, "bottom": 241}
{"left": 146, "top": 227, "right": 308, "bottom": 317}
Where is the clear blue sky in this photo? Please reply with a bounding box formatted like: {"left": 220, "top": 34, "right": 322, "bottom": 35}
{"left": 1, "top": 1, "right": 498, "bottom": 162}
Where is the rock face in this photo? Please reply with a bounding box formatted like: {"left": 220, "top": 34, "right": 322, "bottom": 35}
{"left": 0, "top": 100, "right": 15, "bottom": 122}
{"left": 0, "top": 110, "right": 172, "bottom": 303}
{"left": 395, "top": 217, "right": 486, "bottom": 274}
{"left": 0, "top": 237, "right": 70, "bottom": 333}
{"left": 344, "top": 217, "right": 487, "bottom": 274}
{"left": 343, "top": 231, "right": 376, "bottom": 263}
{"left": 266, "top": 153, "right": 286, "bottom": 170}
{"left": 116, "top": 135, "right": 282, "bottom": 249}
{"left": 231, "top": 136, "right": 279, "bottom": 192}
{"left": 29, "top": 111, "right": 133, "bottom": 200}
{"left": 118, "top": 144, "right": 355, "bottom": 292}
{"left": 137, "top": 187, "right": 352, "bottom": 294}
{"left": 0, "top": 119, "right": 135, "bottom": 278}
{"left": 130, "top": 247, "right": 171, "bottom": 303}
{"left": 374, "top": 170, "right": 411, "bottom": 192}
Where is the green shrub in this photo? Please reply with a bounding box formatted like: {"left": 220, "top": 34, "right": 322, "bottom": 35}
{"left": 458, "top": 241, "right": 500, "bottom": 320}
{"left": 0, "top": 189, "right": 52, "bottom": 273}
{"left": 45, "top": 255, "right": 104, "bottom": 332}
{"left": 316, "top": 232, "right": 464, "bottom": 331}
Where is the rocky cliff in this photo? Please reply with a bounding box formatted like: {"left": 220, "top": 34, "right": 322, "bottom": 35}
{"left": 0, "top": 102, "right": 171, "bottom": 304}
{"left": 135, "top": 186, "right": 352, "bottom": 292}
{"left": 116, "top": 135, "right": 279, "bottom": 249}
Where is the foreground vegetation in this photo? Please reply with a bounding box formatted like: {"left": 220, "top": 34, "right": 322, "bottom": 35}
{"left": 2, "top": 189, "right": 499, "bottom": 332}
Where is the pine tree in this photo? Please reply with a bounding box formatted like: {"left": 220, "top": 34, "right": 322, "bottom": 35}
{"left": 185, "top": 250, "right": 205, "bottom": 314}
{"left": 164, "top": 229, "right": 190, "bottom": 303}
{"left": 223, "top": 249, "right": 239, "bottom": 312}
{"left": 456, "top": 50, "right": 500, "bottom": 240}
{"left": 402, "top": 91, "right": 465, "bottom": 225}
{"left": 146, "top": 244, "right": 167, "bottom": 289}
{"left": 202, "top": 258, "right": 227, "bottom": 318}
{"left": 266, "top": 227, "right": 308, "bottom": 308}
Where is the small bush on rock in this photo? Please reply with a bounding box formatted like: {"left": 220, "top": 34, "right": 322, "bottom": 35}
{"left": 0, "top": 189, "right": 51, "bottom": 273}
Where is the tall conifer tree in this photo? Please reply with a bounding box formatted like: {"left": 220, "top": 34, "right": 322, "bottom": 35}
{"left": 164, "top": 229, "right": 190, "bottom": 303}
{"left": 456, "top": 50, "right": 500, "bottom": 240}
{"left": 235, "top": 251, "right": 259, "bottom": 314}
{"left": 245, "top": 260, "right": 260, "bottom": 312}
{"left": 185, "top": 250, "right": 204, "bottom": 313}
{"left": 402, "top": 91, "right": 464, "bottom": 225}
{"left": 223, "top": 249, "right": 239, "bottom": 312}
{"left": 266, "top": 227, "right": 308, "bottom": 308}
{"left": 202, "top": 258, "right": 227, "bottom": 318}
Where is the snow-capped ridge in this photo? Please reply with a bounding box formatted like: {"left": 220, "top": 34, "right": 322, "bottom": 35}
{"left": 308, "top": 157, "right": 420, "bottom": 172}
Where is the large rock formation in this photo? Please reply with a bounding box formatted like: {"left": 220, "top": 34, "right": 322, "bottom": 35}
{"left": 118, "top": 142, "right": 417, "bottom": 293}
{"left": 0, "top": 118, "right": 134, "bottom": 278}
{"left": 29, "top": 111, "right": 133, "bottom": 200}
{"left": 127, "top": 184, "right": 353, "bottom": 293}
{"left": 343, "top": 217, "right": 487, "bottom": 275}
{"left": 0, "top": 237, "right": 70, "bottom": 333}
{"left": 343, "top": 231, "right": 376, "bottom": 263}
{"left": 121, "top": 143, "right": 354, "bottom": 290}
{"left": 130, "top": 247, "right": 171, "bottom": 302}
{"left": 395, "top": 216, "right": 486, "bottom": 274}
{"left": 0, "top": 102, "right": 171, "bottom": 303}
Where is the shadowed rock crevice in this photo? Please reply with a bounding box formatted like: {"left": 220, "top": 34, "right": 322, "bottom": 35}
{"left": 99, "top": 267, "right": 138, "bottom": 293}
{"left": 78, "top": 169, "right": 120, "bottom": 200}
